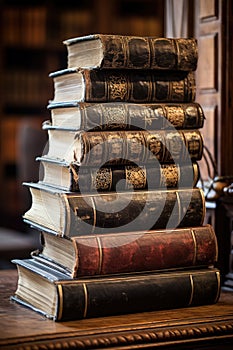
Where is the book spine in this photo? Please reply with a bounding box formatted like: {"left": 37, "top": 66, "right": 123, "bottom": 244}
{"left": 64, "top": 225, "right": 218, "bottom": 277}
{"left": 69, "top": 162, "right": 200, "bottom": 192}
{"left": 84, "top": 70, "right": 196, "bottom": 103}
{"left": 78, "top": 102, "right": 204, "bottom": 131}
{"left": 77, "top": 129, "right": 203, "bottom": 166}
{"left": 67, "top": 188, "right": 206, "bottom": 235}
{"left": 56, "top": 269, "right": 220, "bottom": 320}
{"left": 99, "top": 36, "right": 198, "bottom": 71}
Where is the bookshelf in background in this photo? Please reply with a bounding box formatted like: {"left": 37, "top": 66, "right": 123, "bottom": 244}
{"left": 0, "top": 0, "right": 164, "bottom": 231}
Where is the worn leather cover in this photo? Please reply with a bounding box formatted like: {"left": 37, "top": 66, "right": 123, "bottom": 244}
{"left": 11, "top": 259, "right": 220, "bottom": 321}
{"left": 64, "top": 35, "right": 198, "bottom": 71}
{"left": 76, "top": 129, "right": 203, "bottom": 166}
{"left": 84, "top": 69, "right": 196, "bottom": 103}
{"left": 47, "top": 101, "right": 205, "bottom": 131}
{"left": 37, "top": 224, "right": 218, "bottom": 277}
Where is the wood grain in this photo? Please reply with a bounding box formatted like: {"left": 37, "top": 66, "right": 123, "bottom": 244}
{"left": 0, "top": 270, "right": 233, "bottom": 349}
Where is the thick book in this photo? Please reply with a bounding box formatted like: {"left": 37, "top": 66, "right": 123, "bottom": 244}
{"left": 34, "top": 224, "right": 218, "bottom": 278}
{"left": 23, "top": 182, "right": 206, "bottom": 236}
{"left": 37, "top": 157, "right": 200, "bottom": 192}
{"left": 42, "top": 128, "right": 203, "bottom": 165}
{"left": 11, "top": 258, "right": 221, "bottom": 321}
{"left": 47, "top": 101, "right": 205, "bottom": 131}
{"left": 63, "top": 34, "right": 198, "bottom": 71}
{"left": 49, "top": 68, "right": 196, "bottom": 104}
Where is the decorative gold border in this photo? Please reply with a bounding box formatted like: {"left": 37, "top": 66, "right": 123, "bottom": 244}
{"left": 82, "top": 283, "right": 88, "bottom": 318}
{"left": 57, "top": 284, "right": 63, "bottom": 321}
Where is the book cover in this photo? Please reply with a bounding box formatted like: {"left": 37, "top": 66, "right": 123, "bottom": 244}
{"left": 42, "top": 128, "right": 203, "bottom": 165}
{"left": 49, "top": 68, "right": 196, "bottom": 104}
{"left": 23, "top": 182, "right": 206, "bottom": 236}
{"left": 47, "top": 101, "right": 205, "bottom": 131}
{"left": 34, "top": 224, "right": 218, "bottom": 277}
{"left": 63, "top": 34, "right": 198, "bottom": 71}
{"left": 37, "top": 157, "right": 200, "bottom": 192}
{"left": 11, "top": 258, "right": 221, "bottom": 321}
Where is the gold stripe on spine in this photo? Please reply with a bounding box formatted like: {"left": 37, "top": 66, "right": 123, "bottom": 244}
{"left": 57, "top": 284, "right": 64, "bottom": 321}
{"left": 122, "top": 36, "right": 128, "bottom": 68}
{"left": 173, "top": 39, "right": 180, "bottom": 68}
{"left": 214, "top": 271, "right": 221, "bottom": 303}
{"left": 148, "top": 72, "right": 153, "bottom": 102}
{"left": 192, "top": 162, "right": 199, "bottom": 186}
{"left": 90, "top": 196, "right": 96, "bottom": 234}
{"left": 160, "top": 104, "right": 167, "bottom": 129}
{"left": 96, "top": 236, "right": 103, "bottom": 275}
{"left": 175, "top": 191, "right": 181, "bottom": 228}
{"left": 190, "top": 229, "right": 197, "bottom": 265}
{"left": 60, "top": 194, "right": 71, "bottom": 236}
{"left": 211, "top": 225, "right": 218, "bottom": 262}
{"left": 148, "top": 37, "right": 153, "bottom": 69}
{"left": 199, "top": 188, "right": 206, "bottom": 225}
{"left": 188, "top": 274, "right": 194, "bottom": 306}
{"left": 82, "top": 283, "right": 88, "bottom": 318}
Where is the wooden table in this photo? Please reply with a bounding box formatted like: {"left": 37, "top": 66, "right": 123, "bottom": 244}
{"left": 0, "top": 270, "right": 233, "bottom": 349}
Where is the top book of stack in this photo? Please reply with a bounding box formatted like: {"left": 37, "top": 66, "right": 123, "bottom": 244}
{"left": 63, "top": 34, "right": 198, "bottom": 71}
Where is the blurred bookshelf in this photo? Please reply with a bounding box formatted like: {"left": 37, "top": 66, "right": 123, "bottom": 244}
{"left": 0, "top": 0, "right": 164, "bottom": 231}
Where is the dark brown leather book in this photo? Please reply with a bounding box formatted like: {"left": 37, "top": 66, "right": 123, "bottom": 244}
{"left": 49, "top": 68, "right": 196, "bottom": 104}
{"left": 11, "top": 258, "right": 220, "bottom": 321}
{"left": 47, "top": 101, "right": 205, "bottom": 131}
{"left": 23, "top": 182, "right": 206, "bottom": 236}
{"left": 63, "top": 34, "right": 198, "bottom": 71}
{"left": 37, "top": 157, "right": 200, "bottom": 192}
{"left": 33, "top": 224, "right": 218, "bottom": 278}
{"left": 43, "top": 128, "right": 203, "bottom": 165}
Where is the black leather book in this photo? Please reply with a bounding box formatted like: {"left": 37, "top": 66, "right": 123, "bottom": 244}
{"left": 11, "top": 258, "right": 220, "bottom": 321}
{"left": 47, "top": 101, "right": 205, "bottom": 131}
{"left": 49, "top": 68, "right": 196, "bottom": 104}
{"left": 37, "top": 157, "right": 200, "bottom": 192}
{"left": 63, "top": 34, "right": 198, "bottom": 72}
{"left": 23, "top": 182, "right": 206, "bottom": 236}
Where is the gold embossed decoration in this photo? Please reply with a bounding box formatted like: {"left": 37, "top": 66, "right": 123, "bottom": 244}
{"left": 166, "top": 106, "right": 185, "bottom": 128}
{"left": 102, "top": 104, "right": 127, "bottom": 129}
{"left": 92, "top": 168, "right": 112, "bottom": 190}
{"left": 126, "top": 166, "right": 146, "bottom": 189}
{"left": 109, "top": 74, "right": 128, "bottom": 100}
{"left": 161, "top": 164, "right": 179, "bottom": 187}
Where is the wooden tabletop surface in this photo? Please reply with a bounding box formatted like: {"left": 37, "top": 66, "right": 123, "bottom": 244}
{"left": 0, "top": 269, "right": 233, "bottom": 349}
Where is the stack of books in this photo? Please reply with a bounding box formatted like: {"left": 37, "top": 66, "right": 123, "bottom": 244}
{"left": 12, "top": 34, "right": 220, "bottom": 321}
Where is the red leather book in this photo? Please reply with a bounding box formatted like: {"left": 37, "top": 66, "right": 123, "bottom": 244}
{"left": 31, "top": 224, "right": 218, "bottom": 278}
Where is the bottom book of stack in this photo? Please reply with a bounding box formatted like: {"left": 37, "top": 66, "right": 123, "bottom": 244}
{"left": 11, "top": 258, "right": 220, "bottom": 321}
{"left": 11, "top": 224, "right": 221, "bottom": 321}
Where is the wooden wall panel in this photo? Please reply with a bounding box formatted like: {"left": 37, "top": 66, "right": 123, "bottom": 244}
{"left": 195, "top": 0, "right": 233, "bottom": 177}
{"left": 198, "top": 34, "right": 217, "bottom": 91}
{"left": 199, "top": 0, "right": 217, "bottom": 20}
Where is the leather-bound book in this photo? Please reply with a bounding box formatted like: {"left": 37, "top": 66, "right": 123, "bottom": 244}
{"left": 63, "top": 34, "right": 198, "bottom": 72}
{"left": 22, "top": 182, "right": 206, "bottom": 236}
{"left": 42, "top": 128, "right": 203, "bottom": 165}
{"left": 33, "top": 224, "right": 218, "bottom": 278}
{"left": 49, "top": 68, "right": 196, "bottom": 104}
{"left": 37, "top": 157, "right": 200, "bottom": 192}
{"left": 11, "top": 258, "right": 220, "bottom": 321}
{"left": 46, "top": 101, "right": 205, "bottom": 131}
